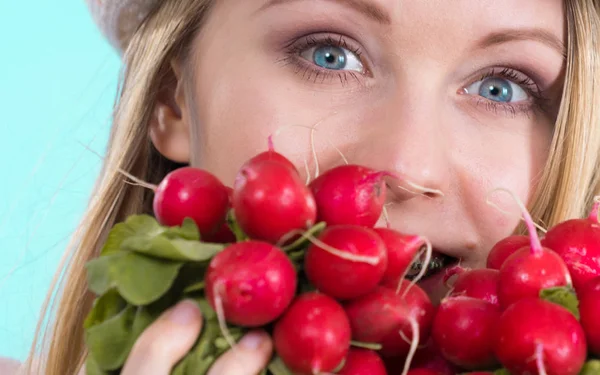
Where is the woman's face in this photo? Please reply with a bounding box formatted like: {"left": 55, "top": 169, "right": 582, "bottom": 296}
{"left": 172, "top": 0, "right": 566, "bottom": 301}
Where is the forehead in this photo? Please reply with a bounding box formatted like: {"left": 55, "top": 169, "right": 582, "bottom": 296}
{"left": 258, "top": 0, "right": 565, "bottom": 40}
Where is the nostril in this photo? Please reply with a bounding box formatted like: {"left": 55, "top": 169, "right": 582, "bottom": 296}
{"left": 384, "top": 174, "right": 444, "bottom": 201}
{"left": 423, "top": 192, "right": 437, "bottom": 199}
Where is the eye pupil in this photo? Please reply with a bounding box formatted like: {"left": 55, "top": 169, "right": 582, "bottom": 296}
{"left": 479, "top": 77, "right": 513, "bottom": 102}
{"left": 314, "top": 46, "right": 347, "bottom": 70}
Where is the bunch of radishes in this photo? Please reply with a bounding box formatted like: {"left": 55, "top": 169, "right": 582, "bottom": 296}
{"left": 417, "top": 193, "right": 600, "bottom": 375}
{"left": 151, "top": 144, "right": 441, "bottom": 375}
{"left": 145, "top": 142, "right": 600, "bottom": 375}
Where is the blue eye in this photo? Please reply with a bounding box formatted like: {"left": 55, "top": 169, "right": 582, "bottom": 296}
{"left": 314, "top": 46, "right": 347, "bottom": 70}
{"left": 301, "top": 45, "right": 364, "bottom": 72}
{"left": 465, "top": 76, "right": 528, "bottom": 102}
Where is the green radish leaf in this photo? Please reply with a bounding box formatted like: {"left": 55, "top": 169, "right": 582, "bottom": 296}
{"left": 86, "top": 255, "right": 120, "bottom": 296}
{"left": 85, "top": 355, "right": 111, "bottom": 375}
{"left": 540, "top": 286, "right": 580, "bottom": 319}
{"left": 227, "top": 210, "right": 249, "bottom": 242}
{"left": 580, "top": 360, "right": 600, "bottom": 375}
{"left": 111, "top": 252, "right": 183, "bottom": 306}
{"left": 130, "top": 305, "right": 156, "bottom": 341}
{"left": 84, "top": 289, "right": 126, "bottom": 329}
{"left": 178, "top": 316, "right": 224, "bottom": 374}
{"left": 163, "top": 217, "right": 200, "bottom": 241}
{"left": 100, "top": 223, "right": 134, "bottom": 256}
{"left": 282, "top": 221, "right": 327, "bottom": 252}
{"left": 214, "top": 327, "right": 245, "bottom": 351}
{"left": 183, "top": 281, "right": 205, "bottom": 294}
{"left": 350, "top": 340, "right": 383, "bottom": 350}
{"left": 493, "top": 370, "right": 511, "bottom": 375}
{"left": 267, "top": 356, "right": 294, "bottom": 375}
{"left": 121, "top": 232, "right": 224, "bottom": 262}
{"left": 194, "top": 297, "right": 218, "bottom": 321}
{"left": 85, "top": 304, "right": 136, "bottom": 371}
{"left": 124, "top": 214, "right": 165, "bottom": 237}
{"left": 99, "top": 215, "right": 163, "bottom": 256}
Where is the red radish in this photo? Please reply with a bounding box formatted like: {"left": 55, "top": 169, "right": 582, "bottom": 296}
{"left": 345, "top": 282, "right": 435, "bottom": 362}
{"left": 304, "top": 225, "right": 388, "bottom": 300}
{"left": 578, "top": 276, "right": 600, "bottom": 356}
{"left": 489, "top": 189, "right": 572, "bottom": 309}
{"left": 202, "top": 222, "right": 236, "bottom": 243}
{"left": 498, "top": 246, "right": 571, "bottom": 309}
{"left": 240, "top": 137, "right": 297, "bottom": 174}
{"left": 232, "top": 160, "right": 317, "bottom": 243}
{"left": 203, "top": 187, "right": 236, "bottom": 243}
{"left": 541, "top": 203, "right": 600, "bottom": 291}
{"left": 204, "top": 241, "right": 296, "bottom": 327}
{"left": 153, "top": 167, "right": 230, "bottom": 237}
{"left": 431, "top": 297, "right": 500, "bottom": 370}
{"left": 273, "top": 292, "right": 351, "bottom": 375}
{"left": 338, "top": 349, "right": 387, "bottom": 375}
{"left": 309, "top": 165, "right": 386, "bottom": 227}
{"left": 486, "top": 235, "right": 530, "bottom": 270}
{"left": 408, "top": 338, "right": 460, "bottom": 375}
{"left": 406, "top": 370, "right": 443, "bottom": 375}
{"left": 374, "top": 228, "right": 425, "bottom": 285}
{"left": 448, "top": 268, "right": 500, "bottom": 307}
{"left": 494, "top": 298, "right": 587, "bottom": 375}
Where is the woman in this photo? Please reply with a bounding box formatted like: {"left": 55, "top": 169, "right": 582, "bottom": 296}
{"left": 3, "top": 0, "right": 600, "bottom": 373}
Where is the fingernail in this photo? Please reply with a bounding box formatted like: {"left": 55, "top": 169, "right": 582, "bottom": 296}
{"left": 239, "top": 331, "right": 266, "bottom": 350}
{"left": 168, "top": 300, "right": 200, "bottom": 325}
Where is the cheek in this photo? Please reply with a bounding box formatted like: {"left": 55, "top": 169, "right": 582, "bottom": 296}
{"left": 190, "top": 66, "right": 312, "bottom": 185}
{"left": 456, "top": 115, "right": 552, "bottom": 247}
{"left": 187, "top": 54, "right": 363, "bottom": 186}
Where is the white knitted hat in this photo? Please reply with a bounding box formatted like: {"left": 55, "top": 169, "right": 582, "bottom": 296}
{"left": 85, "top": 0, "right": 160, "bottom": 52}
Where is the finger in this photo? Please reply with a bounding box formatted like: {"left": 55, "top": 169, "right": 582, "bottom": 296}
{"left": 207, "top": 331, "right": 273, "bottom": 375}
{"left": 122, "top": 300, "right": 203, "bottom": 375}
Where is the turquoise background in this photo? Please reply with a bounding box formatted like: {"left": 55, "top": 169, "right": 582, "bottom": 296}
{"left": 0, "top": 1, "right": 119, "bottom": 360}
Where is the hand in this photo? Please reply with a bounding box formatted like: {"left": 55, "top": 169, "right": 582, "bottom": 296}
{"left": 121, "top": 300, "right": 273, "bottom": 375}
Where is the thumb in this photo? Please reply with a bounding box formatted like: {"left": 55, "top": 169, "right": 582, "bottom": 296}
{"left": 122, "top": 300, "right": 203, "bottom": 375}
{"left": 207, "top": 331, "right": 273, "bottom": 375}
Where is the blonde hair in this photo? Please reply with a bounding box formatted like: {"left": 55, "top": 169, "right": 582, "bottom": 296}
{"left": 24, "top": 1, "right": 600, "bottom": 374}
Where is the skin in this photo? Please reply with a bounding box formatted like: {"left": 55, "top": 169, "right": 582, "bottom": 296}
{"left": 138, "top": 0, "right": 567, "bottom": 374}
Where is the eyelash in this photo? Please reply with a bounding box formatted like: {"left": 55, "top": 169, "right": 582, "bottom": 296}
{"left": 468, "top": 68, "right": 548, "bottom": 117}
{"left": 280, "top": 34, "right": 548, "bottom": 116}
{"left": 280, "top": 34, "right": 366, "bottom": 85}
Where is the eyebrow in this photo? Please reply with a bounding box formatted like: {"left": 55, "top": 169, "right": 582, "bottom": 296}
{"left": 258, "top": 0, "right": 391, "bottom": 25}
{"left": 477, "top": 28, "right": 566, "bottom": 57}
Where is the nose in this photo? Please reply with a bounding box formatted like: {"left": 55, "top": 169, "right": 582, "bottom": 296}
{"left": 348, "top": 88, "right": 451, "bottom": 202}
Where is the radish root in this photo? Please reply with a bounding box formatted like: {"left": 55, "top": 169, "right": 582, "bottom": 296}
{"left": 400, "top": 315, "right": 420, "bottom": 375}
{"left": 213, "top": 282, "right": 240, "bottom": 357}
{"left": 306, "top": 233, "right": 382, "bottom": 265}
{"left": 485, "top": 196, "right": 547, "bottom": 234}
{"left": 310, "top": 125, "right": 320, "bottom": 179}
{"left": 404, "top": 180, "right": 445, "bottom": 197}
{"left": 486, "top": 188, "right": 543, "bottom": 255}
{"left": 442, "top": 263, "right": 467, "bottom": 289}
{"left": 399, "top": 330, "right": 428, "bottom": 349}
{"left": 589, "top": 195, "right": 600, "bottom": 223}
{"left": 382, "top": 203, "right": 393, "bottom": 229}
{"left": 400, "top": 237, "right": 433, "bottom": 298}
{"left": 383, "top": 171, "right": 445, "bottom": 199}
{"left": 304, "top": 156, "right": 311, "bottom": 185}
{"left": 535, "top": 342, "right": 548, "bottom": 375}
{"left": 278, "top": 229, "right": 381, "bottom": 265}
{"left": 79, "top": 140, "right": 158, "bottom": 191}
{"left": 118, "top": 169, "right": 158, "bottom": 191}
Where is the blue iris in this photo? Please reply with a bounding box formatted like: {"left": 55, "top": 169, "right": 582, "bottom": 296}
{"left": 479, "top": 77, "right": 513, "bottom": 102}
{"left": 313, "top": 46, "right": 347, "bottom": 70}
